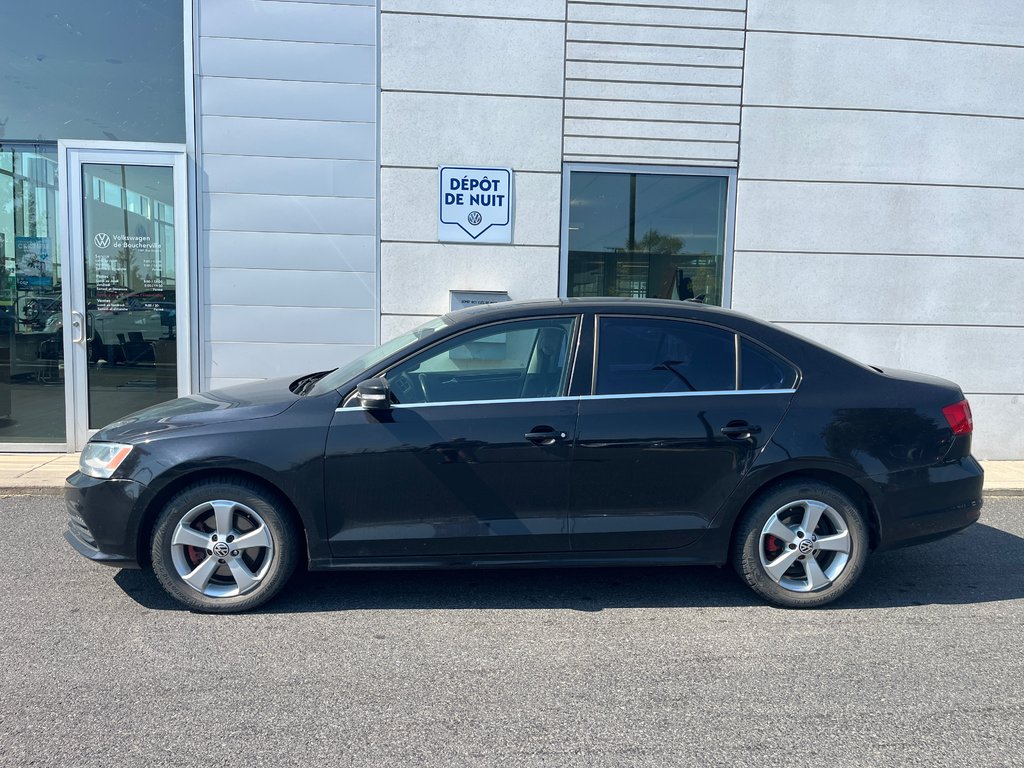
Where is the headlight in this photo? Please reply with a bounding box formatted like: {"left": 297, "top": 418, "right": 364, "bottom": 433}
{"left": 80, "top": 442, "right": 134, "bottom": 479}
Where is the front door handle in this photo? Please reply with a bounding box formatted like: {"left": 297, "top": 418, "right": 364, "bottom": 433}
{"left": 721, "top": 421, "right": 761, "bottom": 439}
{"left": 525, "top": 427, "right": 567, "bottom": 445}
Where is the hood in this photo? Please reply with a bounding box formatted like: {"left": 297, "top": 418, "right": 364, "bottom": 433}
{"left": 93, "top": 376, "right": 301, "bottom": 443}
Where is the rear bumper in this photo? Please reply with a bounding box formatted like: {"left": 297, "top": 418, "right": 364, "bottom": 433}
{"left": 867, "top": 456, "right": 984, "bottom": 551}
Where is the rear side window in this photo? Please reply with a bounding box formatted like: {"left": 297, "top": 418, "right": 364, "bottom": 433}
{"left": 740, "top": 338, "right": 798, "bottom": 390}
{"left": 596, "top": 317, "right": 736, "bottom": 395}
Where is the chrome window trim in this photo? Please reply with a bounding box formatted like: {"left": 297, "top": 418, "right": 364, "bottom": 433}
{"left": 333, "top": 388, "right": 796, "bottom": 412}
{"left": 581, "top": 389, "right": 796, "bottom": 402}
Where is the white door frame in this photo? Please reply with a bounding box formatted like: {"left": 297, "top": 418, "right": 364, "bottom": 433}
{"left": 58, "top": 140, "right": 190, "bottom": 450}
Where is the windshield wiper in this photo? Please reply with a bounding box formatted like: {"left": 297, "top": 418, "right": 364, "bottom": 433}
{"left": 290, "top": 370, "right": 333, "bottom": 396}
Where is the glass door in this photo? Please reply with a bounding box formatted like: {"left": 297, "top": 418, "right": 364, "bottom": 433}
{"left": 60, "top": 142, "right": 189, "bottom": 450}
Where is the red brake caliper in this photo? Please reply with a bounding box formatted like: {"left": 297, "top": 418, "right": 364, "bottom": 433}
{"left": 765, "top": 536, "right": 782, "bottom": 557}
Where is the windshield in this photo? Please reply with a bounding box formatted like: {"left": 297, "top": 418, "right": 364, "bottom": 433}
{"left": 308, "top": 316, "right": 449, "bottom": 396}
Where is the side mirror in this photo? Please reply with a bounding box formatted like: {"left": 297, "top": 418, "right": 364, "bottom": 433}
{"left": 355, "top": 377, "right": 391, "bottom": 409}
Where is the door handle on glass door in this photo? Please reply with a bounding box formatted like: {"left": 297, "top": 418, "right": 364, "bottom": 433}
{"left": 71, "top": 310, "right": 86, "bottom": 344}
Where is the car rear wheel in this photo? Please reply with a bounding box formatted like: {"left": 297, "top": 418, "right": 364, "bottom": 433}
{"left": 732, "top": 480, "right": 869, "bottom": 608}
{"left": 151, "top": 479, "right": 300, "bottom": 613}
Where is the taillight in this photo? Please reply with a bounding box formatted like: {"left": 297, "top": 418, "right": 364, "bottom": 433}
{"left": 942, "top": 399, "right": 973, "bottom": 436}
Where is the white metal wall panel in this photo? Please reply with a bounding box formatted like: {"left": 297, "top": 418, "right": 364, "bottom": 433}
{"left": 739, "top": 108, "right": 1024, "bottom": 188}
{"left": 206, "top": 232, "right": 376, "bottom": 274}
{"left": 748, "top": 0, "right": 1024, "bottom": 47}
{"left": 381, "top": 14, "right": 565, "bottom": 96}
{"left": 205, "top": 342, "right": 376, "bottom": 381}
{"left": 209, "top": 306, "right": 377, "bottom": 345}
{"left": 734, "top": 182, "right": 1024, "bottom": 257}
{"left": 200, "top": 78, "right": 376, "bottom": 122}
{"left": 196, "top": 0, "right": 378, "bottom": 387}
{"left": 733, "top": 253, "right": 1024, "bottom": 327}
{"left": 381, "top": 0, "right": 564, "bottom": 20}
{"left": 204, "top": 194, "right": 376, "bottom": 236}
{"left": 380, "top": 243, "right": 560, "bottom": 316}
{"left": 199, "top": 38, "right": 376, "bottom": 84}
{"left": 199, "top": 0, "right": 375, "bottom": 44}
{"left": 202, "top": 156, "right": 377, "bottom": 198}
{"left": 201, "top": 117, "right": 376, "bottom": 160}
{"left": 743, "top": 34, "right": 1024, "bottom": 118}
{"left": 207, "top": 269, "right": 375, "bottom": 310}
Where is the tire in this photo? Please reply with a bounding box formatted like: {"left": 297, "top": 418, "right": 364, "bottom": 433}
{"left": 151, "top": 478, "right": 300, "bottom": 613}
{"left": 732, "top": 480, "right": 869, "bottom": 608}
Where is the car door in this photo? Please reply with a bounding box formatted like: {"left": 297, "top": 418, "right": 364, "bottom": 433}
{"left": 325, "top": 315, "right": 581, "bottom": 558}
{"left": 570, "top": 315, "right": 798, "bottom": 552}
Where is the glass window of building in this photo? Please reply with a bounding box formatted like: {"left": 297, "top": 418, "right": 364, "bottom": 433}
{"left": 0, "top": 144, "right": 65, "bottom": 442}
{"left": 566, "top": 169, "right": 732, "bottom": 306}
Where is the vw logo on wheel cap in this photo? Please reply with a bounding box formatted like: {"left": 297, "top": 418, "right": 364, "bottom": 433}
{"left": 212, "top": 541, "right": 230, "bottom": 557}
{"left": 798, "top": 539, "right": 814, "bottom": 554}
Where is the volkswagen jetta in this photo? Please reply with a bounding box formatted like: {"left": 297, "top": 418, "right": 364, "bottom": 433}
{"left": 65, "top": 298, "right": 984, "bottom": 612}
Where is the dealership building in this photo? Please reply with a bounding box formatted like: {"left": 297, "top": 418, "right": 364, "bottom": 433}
{"left": 0, "top": 0, "right": 1021, "bottom": 458}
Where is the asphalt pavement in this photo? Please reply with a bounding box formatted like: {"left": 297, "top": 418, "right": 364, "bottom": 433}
{"left": 0, "top": 494, "right": 1022, "bottom": 767}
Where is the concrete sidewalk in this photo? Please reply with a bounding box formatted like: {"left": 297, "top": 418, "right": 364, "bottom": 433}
{"left": 1, "top": 452, "right": 1022, "bottom": 495}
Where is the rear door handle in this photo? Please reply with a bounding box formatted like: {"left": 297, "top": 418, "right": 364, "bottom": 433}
{"left": 721, "top": 421, "right": 761, "bottom": 439}
{"left": 525, "top": 427, "right": 567, "bottom": 445}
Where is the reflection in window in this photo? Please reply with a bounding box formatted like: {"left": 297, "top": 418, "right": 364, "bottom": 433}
{"left": 596, "top": 317, "right": 736, "bottom": 395}
{"left": 0, "top": 143, "right": 66, "bottom": 442}
{"left": 387, "top": 318, "right": 577, "bottom": 404}
{"left": 567, "top": 170, "right": 729, "bottom": 305}
{"left": 740, "top": 338, "right": 798, "bottom": 391}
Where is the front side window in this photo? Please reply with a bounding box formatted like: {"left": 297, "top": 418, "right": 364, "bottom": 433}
{"left": 386, "top": 317, "right": 577, "bottom": 405}
{"left": 565, "top": 168, "right": 731, "bottom": 306}
{"left": 596, "top": 317, "right": 736, "bottom": 395}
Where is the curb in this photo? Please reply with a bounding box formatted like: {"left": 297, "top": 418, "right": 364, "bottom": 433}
{"left": 0, "top": 486, "right": 66, "bottom": 496}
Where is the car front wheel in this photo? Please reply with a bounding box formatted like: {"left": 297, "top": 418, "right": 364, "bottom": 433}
{"left": 151, "top": 478, "right": 300, "bottom": 613}
{"left": 733, "top": 480, "right": 869, "bottom": 608}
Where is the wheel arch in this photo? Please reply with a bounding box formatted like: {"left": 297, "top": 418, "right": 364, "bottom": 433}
{"left": 726, "top": 468, "right": 881, "bottom": 556}
{"left": 135, "top": 467, "right": 309, "bottom": 568}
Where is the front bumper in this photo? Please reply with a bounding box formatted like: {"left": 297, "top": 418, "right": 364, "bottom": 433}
{"left": 867, "top": 456, "right": 984, "bottom": 550}
{"left": 64, "top": 472, "right": 148, "bottom": 568}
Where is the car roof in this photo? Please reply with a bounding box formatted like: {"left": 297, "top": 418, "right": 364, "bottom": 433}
{"left": 443, "top": 297, "right": 737, "bottom": 325}
{"left": 440, "top": 297, "right": 875, "bottom": 376}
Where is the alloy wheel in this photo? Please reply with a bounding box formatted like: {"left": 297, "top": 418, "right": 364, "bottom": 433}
{"left": 758, "top": 499, "right": 852, "bottom": 593}
{"left": 169, "top": 499, "right": 275, "bottom": 598}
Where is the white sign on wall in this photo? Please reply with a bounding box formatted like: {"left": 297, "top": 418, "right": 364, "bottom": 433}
{"left": 438, "top": 166, "right": 513, "bottom": 244}
{"left": 449, "top": 290, "right": 510, "bottom": 312}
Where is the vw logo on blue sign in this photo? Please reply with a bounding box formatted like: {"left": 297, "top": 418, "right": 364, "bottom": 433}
{"left": 467, "top": 211, "right": 482, "bottom": 226}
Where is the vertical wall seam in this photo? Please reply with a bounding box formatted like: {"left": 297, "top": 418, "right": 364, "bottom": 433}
{"left": 558, "top": 0, "right": 570, "bottom": 296}
{"left": 729, "top": 0, "right": 749, "bottom": 309}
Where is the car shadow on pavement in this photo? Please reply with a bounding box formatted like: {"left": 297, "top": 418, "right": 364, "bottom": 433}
{"left": 112, "top": 522, "right": 1024, "bottom": 614}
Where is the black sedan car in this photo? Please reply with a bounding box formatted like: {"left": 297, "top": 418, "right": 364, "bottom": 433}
{"left": 66, "top": 298, "right": 983, "bottom": 612}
